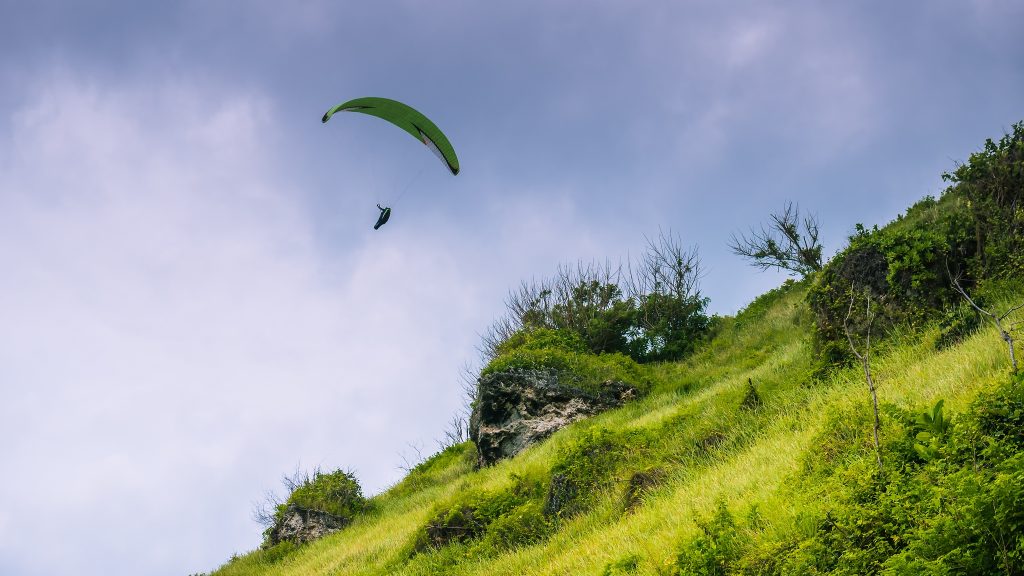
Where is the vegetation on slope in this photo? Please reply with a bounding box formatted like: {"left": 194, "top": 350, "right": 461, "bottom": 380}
{"left": 208, "top": 123, "right": 1023, "bottom": 575}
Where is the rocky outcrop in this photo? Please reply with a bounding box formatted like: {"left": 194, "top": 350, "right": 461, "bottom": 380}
{"left": 265, "top": 505, "right": 351, "bottom": 546}
{"left": 469, "top": 369, "right": 637, "bottom": 467}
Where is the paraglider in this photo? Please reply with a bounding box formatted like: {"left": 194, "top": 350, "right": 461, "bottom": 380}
{"left": 374, "top": 204, "right": 391, "bottom": 230}
{"left": 322, "top": 97, "right": 459, "bottom": 229}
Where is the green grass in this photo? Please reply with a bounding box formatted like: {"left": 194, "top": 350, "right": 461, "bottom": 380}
{"left": 210, "top": 277, "right": 1024, "bottom": 576}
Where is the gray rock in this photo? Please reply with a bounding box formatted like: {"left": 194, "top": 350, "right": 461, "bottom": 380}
{"left": 469, "top": 369, "right": 637, "bottom": 467}
{"left": 265, "top": 505, "right": 350, "bottom": 546}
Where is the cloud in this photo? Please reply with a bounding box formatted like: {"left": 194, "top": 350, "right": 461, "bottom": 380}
{"left": 0, "top": 71, "right": 484, "bottom": 576}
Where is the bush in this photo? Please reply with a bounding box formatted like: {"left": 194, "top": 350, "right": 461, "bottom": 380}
{"left": 481, "top": 328, "right": 653, "bottom": 396}
{"left": 767, "top": 376, "right": 1024, "bottom": 575}
{"left": 545, "top": 428, "right": 623, "bottom": 518}
{"left": 414, "top": 474, "right": 551, "bottom": 554}
{"left": 935, "top": 300, "right": 983, "bottom": 350}
{"left": 942, "top": 120, "right": 1024, "bottom": 279}
{"left": 675, "top": 501, "right": 750, "bottom": 576}
{"left": 807, "top": 196, "right": 974, "bottom": 356}
{"left": 256, "top": 467, "right": 367, "bottom": 546}
{"left": 479, "top": 499, "right": 552, "bottom": 551}
{"left": 481, "top": 232, "right": 713, "bottom": 365}
{"left": 602, "top": 554, "right": 641, "bottom": 575}
{"left": 544, "top": 427, "right": 655, "bottom": 519}
{"left": 285, "top": 469, "right": 366, "bottom": 520}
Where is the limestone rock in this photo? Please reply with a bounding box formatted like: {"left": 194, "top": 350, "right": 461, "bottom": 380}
{"left": 469, "top": 369, "right": 637, "bottom": 467}
{"left": 265, "top": 505, "right": 350, "bottom": 546}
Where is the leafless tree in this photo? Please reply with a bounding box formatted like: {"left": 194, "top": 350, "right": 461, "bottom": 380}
{"left": 729, "top": 202, "right": 823, "bottom": 277}
{"left": 398, "top": 441, "right": 426, "bottom": 473}
{"left": 843, "top": 285, "right": 884, "bottom": 473}
{"left": 950, "top": 273, "right": 1023, "bottom": 374}
{"left": 626, "top": 230, "right": 703, "bottom": 301}
{"left": 548, "top": 260, "right": 625, "bottom": 334}
{"left": 457, "top": 360, "right": 479, "bottom": 409}
{"left": 438, "top": 413, "right": 469, "bottom": 451}
{"left": 251, "top": 465, "right": 319, "bottom": 528}
{"left": 626, "top": 230, "right": 704, "bottom": 337}
{"left": 479, "top": 260, "right": 624, "bottom": 360}
{"left": 252, "top": 489, "right": 283, "bottom": 528}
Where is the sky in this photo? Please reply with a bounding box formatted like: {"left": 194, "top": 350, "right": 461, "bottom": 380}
{"left": 0, "top": 1, "right": 1021, "bottom": 574}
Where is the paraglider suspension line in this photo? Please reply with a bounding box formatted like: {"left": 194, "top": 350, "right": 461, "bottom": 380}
{"left": 392, "top": 157, "right": 428, "bottom": 204}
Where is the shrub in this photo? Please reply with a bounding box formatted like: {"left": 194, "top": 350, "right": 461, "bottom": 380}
{"left": 414, "top": 474, "right": 551, "bottom": 554}
{"left": 935, "top": 300, "right": 983, "bottom": 350}
{"left": 285, "top": 469, "right": 366, "bottom": 520}
{"left": 769, "top": 376, "right": 1024, "bottom": 575}
{"left": 481, "top": 328, "right": 653, "bottom": 396}
{"left": 256, "top": 467, "right": 367, "bottom": 546}
{"left": 481, "top": 232, "right": 713, "bottom": 365}
{"left": 545, "top": 428, "right": 642, "bottom": 518}
{"left": 675, "top": 501, "right": 750, "bottom": 576}
{"left": 479, "top": 500, "right": 552, "bottom": 551}
{"left": 602, "top": 553, "right": 641, "bottom": 575}
{"left": 807, "top": 196, "right": 974, "bottom": 356}
{"left": 942, "top": 120, "right": 1024, "bottom": 279}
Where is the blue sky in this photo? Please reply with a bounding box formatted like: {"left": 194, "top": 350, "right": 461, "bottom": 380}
{"left": 1, "top": 1, "right": 1022, "bottom": 574}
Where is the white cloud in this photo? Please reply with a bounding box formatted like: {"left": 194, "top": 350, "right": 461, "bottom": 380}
{"left": 0, "top": 72, "right": 483, "bottom": 576}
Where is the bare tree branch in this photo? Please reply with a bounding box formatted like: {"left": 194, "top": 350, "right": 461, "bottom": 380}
{"left": 843, "top": 285, "right": 884, "bottom": 473}
{"left": 729, "top": 202, "right": 823, "bottom": 277}
{"left": 949, "top": 269, "right": 1021, "bottom": 373}
{"left": 398, "top": 442, "right": 426, "bottom": 473}
{"left": 626, "top": 230, "right": 703, "bottom": 302}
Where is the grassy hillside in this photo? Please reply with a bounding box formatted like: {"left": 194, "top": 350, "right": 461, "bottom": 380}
{"left": 211, "top": 123, "right": 1024, "bottom": 574}
{"left": 210, "top": 272, "right": 1023, "bottom": 575}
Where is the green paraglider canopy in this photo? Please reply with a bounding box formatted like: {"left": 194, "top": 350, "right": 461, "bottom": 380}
{"left": 322, "top": 97, "right": 460, "bottom": 176}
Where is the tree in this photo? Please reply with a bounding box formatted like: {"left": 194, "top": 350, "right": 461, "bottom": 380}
{"left": 843, "top": 285, "right": 883, "bottom": 473}
{"left": 729, "top": 202, "right": 823, "bottom": 277}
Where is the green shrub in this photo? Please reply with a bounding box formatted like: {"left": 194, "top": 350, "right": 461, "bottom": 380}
{"left": 414, "top": 474, "right": 550, "bottom": 553}
{"left": 284, "top": 469, "right": 366, "bottom": 520}
{"left": 479, "top": 500, "right": 552, "bottom": 551}
{"left": 627, "top": 291, "right": 713, "bottom": 363}
{"left": 768, "top": 376, "right": 1024, "bottom": 575}
{"left": 482, "top": 328, "right": 653, "bottom": 396}
{"left": 935, "top": 301, "right": 983, "bottom": 350}
{"left": 483, "top": 235, "right": 714, "bottom": 365}
{"left": 675, "top": 501, "right": 750, "bottom": 576}
{"left": 807, "top": 195, "right": 974, "bottom": 357}
{"left": 545, "top": 428, "right": 645, "bottom": 518}
{"left": 942, "top": 120, "right": 1024, "bottom": 279}
{"left": 259, "top": 467, "right": 368, "bottom": 545}
{"left": 602, "top": 553, "right": 641, "bottom": 575}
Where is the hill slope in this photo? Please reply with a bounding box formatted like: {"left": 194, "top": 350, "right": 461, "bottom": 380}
{"left": 211, "top": 273, "right": 1022, "bottom": 575}
{"left": 210, "top": 121, "right": 1024, "bottom": 575}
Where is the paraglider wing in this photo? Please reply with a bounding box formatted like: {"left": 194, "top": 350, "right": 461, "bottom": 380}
{"left": 322, "top": 97, "right": 460, "bottom": 175}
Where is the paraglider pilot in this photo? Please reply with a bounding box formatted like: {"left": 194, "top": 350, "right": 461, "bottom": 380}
{"left": 374, "top": 204, "right": 392, "bottom": 230}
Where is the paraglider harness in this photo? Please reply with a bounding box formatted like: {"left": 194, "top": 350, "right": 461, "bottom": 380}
{"left": 374, "top": 204, "right": 392, "bottom": 230}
